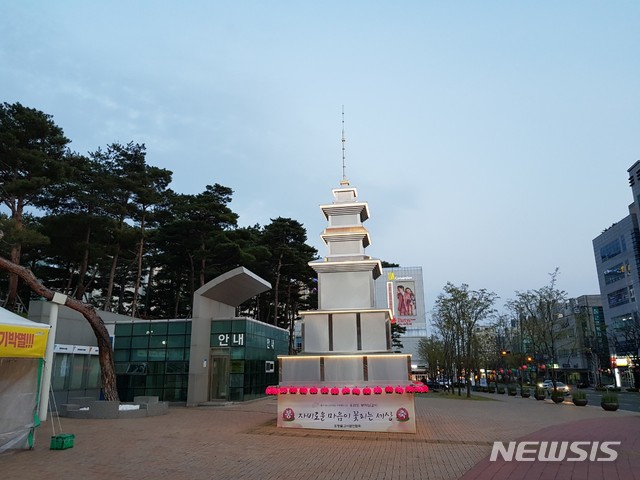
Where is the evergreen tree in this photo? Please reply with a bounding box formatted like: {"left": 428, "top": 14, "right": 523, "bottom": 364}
{"left": 36, "top": 152, "right": 116, "bottom": 301}
{"left": 258, "top": 218, "right": 318, "bottom": 352}
{"left": 150, "top": 184, "right": 239, "bottom": 317}
{"left": 0, "top": 102, "right": 70, "bottom": 308}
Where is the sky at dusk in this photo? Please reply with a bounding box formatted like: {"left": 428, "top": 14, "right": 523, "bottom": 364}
{"left": 2, "top": 1, "right": 639, "bottom": 318}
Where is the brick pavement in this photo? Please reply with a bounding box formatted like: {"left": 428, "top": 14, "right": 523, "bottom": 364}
{"left": 1, "top": 391, "right": 638, "bottom": 480}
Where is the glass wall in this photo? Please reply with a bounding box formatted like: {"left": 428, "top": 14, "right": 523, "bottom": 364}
{"left": 51, "top": 352, "right": 101, "bottom": 404}
{"left": 210, "top": 319, "right": 289, "bottom": 401}
{"left": 113, "top": 318, "right": 288, "bottom": 402}
{"left": 114, "top": 320, "right": 191, "bottom": 402}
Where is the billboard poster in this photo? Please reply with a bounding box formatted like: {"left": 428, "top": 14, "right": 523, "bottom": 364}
{"left": 393, "top": 279, "right": 417, "bottom": 327}
{"left": 277, "top": 393, "right": 416, "bottom": 433}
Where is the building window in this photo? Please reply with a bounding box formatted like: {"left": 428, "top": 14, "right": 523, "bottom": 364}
{"left": 611, "top": 313, "right": 634, "bottom": 328}
{"left": 600, "top": 239, "right": 622, "bottom": 262}
{"left": 604, "top": 263, "right": 626, "bottom": 285}
{"left": 608, "top": 288, "right": 630, "bottom": 308}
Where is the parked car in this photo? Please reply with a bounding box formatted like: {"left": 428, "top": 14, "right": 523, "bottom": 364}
{"left": 576, "top": 381, "right": 590, "bottom": 389}
{"left": 437, "top": 380, "right": 451, "bottom": 391}
{"left": 424, "top": 380, "right": 440, "bottom": 391}
{"left": 538, "top": 380, "right": 570, "bottom": 394}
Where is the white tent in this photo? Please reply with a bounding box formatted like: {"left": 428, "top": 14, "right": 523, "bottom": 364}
{"left": 0, "top": 307, "right": 50, "bottom": 452}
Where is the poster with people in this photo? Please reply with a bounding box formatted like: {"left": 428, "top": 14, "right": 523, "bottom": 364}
{"left": 393, "top": 280, "right": 417, "bottom": 326}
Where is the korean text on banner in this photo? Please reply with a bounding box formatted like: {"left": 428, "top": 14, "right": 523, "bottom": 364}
{"left": 0, "top": 325, "right": 49, "bottom": 358}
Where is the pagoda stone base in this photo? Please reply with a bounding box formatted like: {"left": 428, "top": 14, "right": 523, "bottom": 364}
{"left": 301, "top": 310, "right": 392, "bottom": 353}
{"left": 273, "top": 353, "right": 417, "bottom": 433}
{"left": 277, "top": 391, "right": 416, "bottom": 433}
{"left": 279, "top": 353, "right": 411, "bottom": 385}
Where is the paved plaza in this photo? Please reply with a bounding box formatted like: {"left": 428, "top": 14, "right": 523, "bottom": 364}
{"left": 2, "top": 392, "right": 639, "bottom": 480}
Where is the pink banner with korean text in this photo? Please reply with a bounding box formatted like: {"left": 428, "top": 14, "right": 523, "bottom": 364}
{"left": 276, "top": 392, "right": 416, "bottom": 433}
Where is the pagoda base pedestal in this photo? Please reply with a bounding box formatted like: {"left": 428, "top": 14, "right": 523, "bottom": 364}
{"left": 277, "top": 391, "right": 416, "bottom": 433}
{"left": 270, "top": 352, "right": 422, "bottom": 433}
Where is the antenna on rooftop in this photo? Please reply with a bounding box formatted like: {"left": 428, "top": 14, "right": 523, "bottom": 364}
{"left": 340, "top": 105, "right": 349, "bottom": 186}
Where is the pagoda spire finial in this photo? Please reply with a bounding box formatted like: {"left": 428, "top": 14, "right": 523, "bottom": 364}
{"left": 340, "top": 105, "right": 349, "bottom": 186}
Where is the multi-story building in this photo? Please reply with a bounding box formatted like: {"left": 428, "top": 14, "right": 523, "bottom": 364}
{"left": 555, "top": 296, "right": 608, "bottom": 386}
{"left": 592, "top": 161, "right": 640, "bottom": 387}
{"left": 475, "top": 323, "right": 499, "bottom": 383}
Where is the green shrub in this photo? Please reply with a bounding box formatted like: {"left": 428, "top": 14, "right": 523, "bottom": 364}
{"left": 572, "top": 390, "right": 587, "bottom": 400}
{"left": 601, "top": 391, "right": 619, "bottom": 404}
{"left": 550, "top": 390, "right": 564, "bottom": 402}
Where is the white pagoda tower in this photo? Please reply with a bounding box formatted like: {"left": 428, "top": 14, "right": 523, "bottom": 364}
{"left": 303, "top": 178, "right": 392, "bottom": 354}
{"left": 269, "top": 176, "right": 424, "bottom": 433}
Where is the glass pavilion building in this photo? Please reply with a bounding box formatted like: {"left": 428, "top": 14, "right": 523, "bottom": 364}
{"left": 28, "top": 267, "right": 289, "bottom": 405}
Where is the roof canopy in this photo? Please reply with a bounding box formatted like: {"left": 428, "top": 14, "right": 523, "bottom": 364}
{"left": 194, "top": 267, "right": 271, "bottom": 308}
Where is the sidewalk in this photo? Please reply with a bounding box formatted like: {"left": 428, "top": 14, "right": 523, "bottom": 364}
{"left": 1, "top": 392, "right": 638, "bottom": 480}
